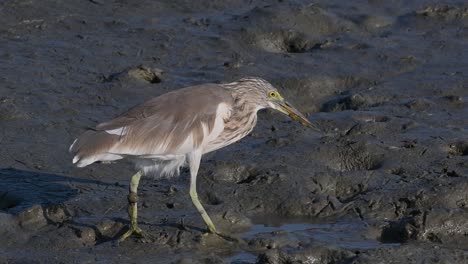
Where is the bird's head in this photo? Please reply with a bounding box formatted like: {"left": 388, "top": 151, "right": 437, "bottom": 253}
{"left": 229, "top": 77, "right": 316, "bottom": 129}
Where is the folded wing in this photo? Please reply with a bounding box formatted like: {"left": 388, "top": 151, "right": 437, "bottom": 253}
{"left": 70, "top": 84, "right": 234, "bottom": 167}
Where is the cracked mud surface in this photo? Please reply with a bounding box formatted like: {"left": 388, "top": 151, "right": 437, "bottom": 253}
{"left": 1, "top": 0, "right": 467, "bottom": 263}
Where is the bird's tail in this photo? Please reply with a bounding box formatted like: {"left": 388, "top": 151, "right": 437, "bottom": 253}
{"left": 69, "top": 130, "right": 123, "bottom": 167}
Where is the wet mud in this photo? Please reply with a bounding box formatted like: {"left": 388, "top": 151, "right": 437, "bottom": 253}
{"left": 1, "top": 0, "right": 468, "bottom": 263}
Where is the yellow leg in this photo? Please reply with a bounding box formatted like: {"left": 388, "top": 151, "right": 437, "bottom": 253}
{"left": 118, "top": 171, "right": 147, "bottom": 242}
{"left": 187, "top": 150, "right": 219, "bottom": 234}
{"left": 187, "top": 151, "right": 246, "bottom": 244}
{"left": 189, "top": 184, "right": 217, "bottom": 233}
{"left": 189, "top": 167, "right": 245, "bottom": 243}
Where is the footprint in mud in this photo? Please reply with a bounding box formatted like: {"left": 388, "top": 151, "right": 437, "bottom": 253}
{"left": 0, "top": 192, "right": 22, "bottom": 211}
{"left": 238, "top": 4, "right": 354, "bottom": 54}
{"left": 0, "top": 168, "right": 116, "bottom": 236}
{"left": 0, "top": 97, "right": 27, "bottom": 121}
{"left": 320, "top": 93, "right": 373, "bottom": 112}
{"left": 440, "top": 95, "right": 464, "bottom": 106}
{"left": 380, "top": 218, "right": 418, "bottom": 243}
{"left": 273, "top": 76, "right": 377, "bottom": 115}
{"left": 352, "top": 15, "right": 395, "bottom": 31}
{"left": 208, "top": 162, "right": 278, "bottom": 185}
{"left": 255, "top": 31, "right": 319, "bottom": 53}
{"left": 404, "top": 98, "right": 434, "bottom": 111}
{"left": 0, "top": 168, "right": 84, "bottom": 214}
{"left": 321, "top": 141, "right": 384, "bottom": 172}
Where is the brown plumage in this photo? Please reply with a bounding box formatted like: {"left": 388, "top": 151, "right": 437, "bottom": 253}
{"left": 69, "top": 77, "right": 314, "bottom": 239}
{"left": 70, "top": 83, "right": 235, "bottom": 169}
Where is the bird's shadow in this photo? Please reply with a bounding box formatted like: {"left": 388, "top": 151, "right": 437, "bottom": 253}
{"left": 0, "top": 167, "right": 114, "bottom": 214}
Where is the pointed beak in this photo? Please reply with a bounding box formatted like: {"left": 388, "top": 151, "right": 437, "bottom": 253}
{"left": 276, "top": 101, "right": 317, "bottom": 130}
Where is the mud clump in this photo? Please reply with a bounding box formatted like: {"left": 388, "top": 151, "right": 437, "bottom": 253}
{"left": 380, "top": 217, "right": 418, "bottom": 243}
{"left": 104, "top": 65, "right": 164, "bottom": 84}
{"left": 127, "top": 66, "right": 163, "bottom": 83}
{"left": 44, "top": 204, "right": 69, "bottom": 224}
{"left": 448, "top": 141, "right": 468, "bottom": 156}
{"left": 257, "top": 246, "right": 355, "bottom": 264}
{"left": 256, "top": 31, "right": 319, "bottom": 53}
{"left": 421, "top": 209, "right": 468, "bottom": 245}
{"left": 320, "top": 93, "right": 372, "bottom": 112}
{"left": 415, "top": 5, "right": 468, "bottom": 19}
{"left": 440, "top": 95, "right": 464, "bottom": 106}
{"left": 95, "top": 219, "right": 124, "bottom": 241}
{"left": 17, "top": 205, "right": 48, "bottom": 231}
{"left": 404, "top": 98, "right": 434, "bottom": 111}
{"left": 323, "top": 141, "right": 384, "bottom": 172}
{"left": 208, "top": 162, "right": 261, "bottom": 184}
{"left": 76, "top": 227, "right": 96, "bottom": 245}
{"left": 242, "top": 4, "right": 353, "bottom": 54}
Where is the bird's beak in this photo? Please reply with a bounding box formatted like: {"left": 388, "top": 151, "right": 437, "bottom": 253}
{"left": 276, "top": 101, "right": 316, "bottom": 129}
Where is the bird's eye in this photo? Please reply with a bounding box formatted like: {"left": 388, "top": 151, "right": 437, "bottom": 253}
{"left": 268, "top": 91, "right": 277, "bottom": 98}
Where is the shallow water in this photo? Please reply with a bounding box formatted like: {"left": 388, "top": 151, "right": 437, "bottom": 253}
{"left": 225, "top": 218, "right": 400, "bottom": 263}
{"left": 227, "top": 251, "right": 258, "bottom": 264}
{"left": 243, "top": 219, "right": 398, "bottom": 250}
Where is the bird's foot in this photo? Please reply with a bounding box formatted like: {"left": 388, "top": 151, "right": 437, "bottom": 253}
{"left": 117, "top": 225, "right": 154, "bottom": 244}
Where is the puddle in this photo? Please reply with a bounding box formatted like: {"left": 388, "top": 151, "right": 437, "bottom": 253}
{"left": 224, "top": 217, "right": 400, "bottom": 263}
{"left": 227, "top": 251, "right": 257, "bottom": 264}
{"left": 241, "top": 217, "right": 399, "bottom": 251}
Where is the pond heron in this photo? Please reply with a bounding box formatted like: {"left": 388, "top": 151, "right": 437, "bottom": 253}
{"left": 70, "top": 77, "right": 314, "bottom": 241}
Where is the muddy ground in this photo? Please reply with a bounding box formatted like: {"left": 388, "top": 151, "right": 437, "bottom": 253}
{"left": 1, "top": 0, "right": 467, "bottom": 263}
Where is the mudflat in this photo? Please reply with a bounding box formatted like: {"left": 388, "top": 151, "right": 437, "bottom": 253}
{"left": 0, "top": 0, "right": 467, "bottom": 263}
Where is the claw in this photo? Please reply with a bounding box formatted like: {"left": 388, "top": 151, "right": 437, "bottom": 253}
{"left": 118, "top": 226, "right": 143, "bottom": 242}
{"left": 118, "top": 225, "right": 154, "bottom": 243}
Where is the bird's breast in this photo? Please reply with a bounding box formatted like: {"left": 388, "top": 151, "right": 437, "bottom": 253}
{"left": 203, "top": 111, "right": 258, "bottom": 153}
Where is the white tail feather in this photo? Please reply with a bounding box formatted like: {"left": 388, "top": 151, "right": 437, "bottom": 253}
{"left": 135, "top": 155, "right": 186, "bottom": 178}
{"left": 73, "top": 153, "right": 123, "bottom": 167}
{"left": 69, "top": 139, "right": 78, "bottom": 152}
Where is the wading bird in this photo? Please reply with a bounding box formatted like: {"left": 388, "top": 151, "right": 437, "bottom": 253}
{"left": 70, "top": 77, "right": 314, "bottom": 241}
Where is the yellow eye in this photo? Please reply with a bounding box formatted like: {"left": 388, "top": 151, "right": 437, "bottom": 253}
{"left": 269, "top": 91, "right": 277, "bottom": 98}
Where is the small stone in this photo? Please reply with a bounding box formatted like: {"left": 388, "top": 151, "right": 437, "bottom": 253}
{"left": 266, "top": 138, "right": 290, "bottom": 147}
{"left": 257, "top": 249, "right": 281, "bottom": 264}
{"left": 167, "top": 185, "right": 178, "bottom": 195}
{"left": 96, "top": 219, "right": 123, "bottom": 239}
{"left": 17, "top": 205, "right": 48, "bottom": 230}
{"left": 45, "top": 205, "right": 67, "bottom": 224}
{"left": 448, "top": 141, "right": 468, "bottom": 156}
{"left": 222, "top": 210, "right": 252, "bottom": 229}
{"left": 127, "top": 65, "right": 163, "bottom": 84}
{"left": 78, "top": 227, "right": 96, "bottom": 244}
